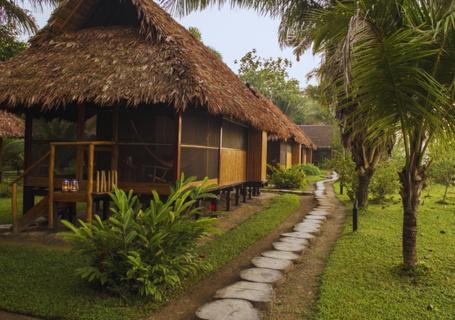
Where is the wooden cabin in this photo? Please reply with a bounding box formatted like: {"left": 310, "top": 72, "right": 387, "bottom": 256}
{"left": 0, "top": 0, "right": 308, "bottom": 231}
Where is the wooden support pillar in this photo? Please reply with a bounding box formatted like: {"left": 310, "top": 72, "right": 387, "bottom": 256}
{"left": 235, "top": 187, "right": 240, "bottom": 206}
{"left": 225, "top": 189, "right": 231, "bottom": 211}
{"left": 76, "top": 105, "right": 86, "bottom": 182}
{"left": 175, "top": 112, "right": 182, "bottom": 180}
{"left": 23, "top": 114, "right": 33, "bottom": 214}
{"left": 242, "top": 184, "right": 247, "bottom": 203}
{"left": 248, "top": 185, "right": 252, "bottom": 200}
{"left": 48, "top": 145, "right": 55, "bottom": 229}
{"left": 87, "top": 144, "right": 95, "bottom": 223}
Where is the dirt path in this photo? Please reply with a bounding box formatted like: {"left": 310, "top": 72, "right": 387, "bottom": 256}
{"left": 265, "top": 181, "right": 346, "bottom": 320}
{"left": 149, "top": 192, "right": 317, "bottom": 320}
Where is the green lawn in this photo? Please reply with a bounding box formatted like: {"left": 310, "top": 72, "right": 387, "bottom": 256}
{"left": 0, "top": 193, "right": 301, "bottom": 320}
{"left": 315, "top": 183, "right": 455, "bottom": 319}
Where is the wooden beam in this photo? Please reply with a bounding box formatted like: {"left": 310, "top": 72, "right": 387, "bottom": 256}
{"left": 87, "top": 144, "right": 95, "bottom": 223}
{"left": 48, "top": 145, "right": 55, "bottom": 229}
{"left": 175, "top": 111, "right": 182, "bottom": 180}
{"left": 76, "top": 104, "right": 86, "bottom": 182}
{"left": 218, "top": 118, "right": 223, "bottom": 184}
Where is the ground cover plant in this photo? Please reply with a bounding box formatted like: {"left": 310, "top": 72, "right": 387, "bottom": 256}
{"left": 315, "top": 182, "right": 455, "bottom": 319}
{"left": 62, "top": 176, "right": 216, "bottom": 300}
{"left": 0, "top": 192, "right": 302, "bottom": 320}
{"left": 299, "top": 163, "right": 321, "bottom": 176}
{"left": 269, "top": 164, "right": 306, "bottom": 189}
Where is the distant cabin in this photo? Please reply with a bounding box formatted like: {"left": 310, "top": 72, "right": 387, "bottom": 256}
{"left": 0, "top": 0, "right": 313, "bottom": 231}
{"left": 299, "top": 125, "right": 333, "bottom": 165}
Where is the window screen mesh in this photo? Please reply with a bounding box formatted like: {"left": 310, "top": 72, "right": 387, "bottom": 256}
{"left": 222, "top": 120, "right": 247, "bottom": 150}
{"left": 181, "top": 147, "right": 219, "bottom": 180}
{"left": 182, "top": 109, "right": 220, "bottom": 147}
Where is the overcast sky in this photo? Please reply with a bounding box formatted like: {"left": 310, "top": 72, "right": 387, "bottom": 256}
{"left": 26, "top": 3, "right": 320, "bottom": 88}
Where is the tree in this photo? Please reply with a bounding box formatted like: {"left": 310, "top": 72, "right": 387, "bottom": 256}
{"left": 299, "top": 0, "right": 455, "bottom": 269}
{"left": 0, "top": 26, "right": 26, "bottom": 61}
{"left": 164, "top": 0, "right": 455, "bottom": 269}
{"left": 236, "top": 49, "right": 330, "bottom": 124}
{"left": 0, "top": 0, "right": 59, "bottom": 34}
{"left": 187, "top": 26, "right": 223, "bottom": 59}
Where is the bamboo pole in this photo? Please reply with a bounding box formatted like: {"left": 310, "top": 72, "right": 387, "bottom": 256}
{"left": 12, "top": 183, "right": 17, "bottom": 233}
{"left": 87, "top": 144, "right": 94, "bottom": 223}
{"left": 48, "top": 145, "right": 55, "bottom": 229}
{"left": 96, "top": 171, "right": 100, "bottom": 193}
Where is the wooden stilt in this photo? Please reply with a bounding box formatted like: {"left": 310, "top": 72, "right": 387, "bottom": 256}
{"left": 87, "top": 144, "right": 95, "bottom": 223}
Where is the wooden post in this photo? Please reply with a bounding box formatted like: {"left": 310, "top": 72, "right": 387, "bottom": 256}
{"left": 175, "top": 112, "right": 182, "bottom": 180}
{"left": 76, "top": 104, "right": 86, "bottom": 182}
{"left": 23, "top": 114, "right": 33, "bottom": 214}
{"left": 218, "top": 118, "right": 223, "bottom": 185}
{"left": 111, "top": 105, "right": 119, "bottom": 172}
{"left": 225, "top": 189, "right": 231, "bottom": 211}
{"left": 48, "top": 145, "right": 55, "bottom": 229}
{"left": 12, "top": 183, "right": 17, "bottom": 233}
{"left": 87, "top": 144, "right": 95, "bottom": 223}
{"left": 235, "top": 187, "right": 240, "bottom": 206}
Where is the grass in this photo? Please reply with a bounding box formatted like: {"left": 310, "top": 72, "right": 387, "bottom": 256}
{"left": 314, "top": 183, "right": 455, "bottom": 320}
{"left": 0, "top": 193, "right": 301, "bottom": 320}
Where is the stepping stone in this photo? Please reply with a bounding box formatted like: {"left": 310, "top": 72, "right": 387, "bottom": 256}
{"left": 240, "top": 268, "right": 284, "bottom": 284}
{"left": 273, "top": 241, "right": 306, "bottom": 253}
{"left": 214, "top": 281, "right": 273, "bottom": 303}
{"left": 280, "top": 236, "right": 309, "bottom": 246}
{"left": 293, "top": 225, "right": 320, "bottom": 234}
{"left": 251, "top": 256, "right": 293, "bottom": 271}
{"left": 306, "top": 215, "right": 326, "bottom": 221}
{"left": 281, "top": 231, "right": 315, "bottom": 241}
{"left": 311, "top": 211, "right": 330, "bottom": 216}
{"left": 296, "top": 221, "right": 322, "bottom": 229}
{"left": 196, "top": 299, "right": 260, "bottom": 320}
{"left": 261, "top": 250, "right": 300, "bottom": 261}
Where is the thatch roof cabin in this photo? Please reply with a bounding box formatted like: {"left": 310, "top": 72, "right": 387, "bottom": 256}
{"left": 0, "top": 0, "right": 313, "bottom": 231}
{"left": 0, "top": 0, "right": 307, "bottom": 145}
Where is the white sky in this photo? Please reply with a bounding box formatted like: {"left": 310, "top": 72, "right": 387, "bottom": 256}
{"left": 25, "top": 3, "right": 320, "bottom": 88}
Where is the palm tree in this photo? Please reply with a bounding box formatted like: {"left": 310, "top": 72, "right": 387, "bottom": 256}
{"left": 295, "top": 0, "right": 455, "bottom": 268}
{"left": 0, "top": 0, "right": 59, "bottom": 34}
{"left": 165, "top": 0, "right": 455, "bottom": 268}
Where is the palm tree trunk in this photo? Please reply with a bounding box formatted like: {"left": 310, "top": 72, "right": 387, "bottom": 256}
{"left": 356, "top": 168, "right": 373, "bottom": 208}
{"left": 443, "top": 184, "right": 449, "bottom": 203}
{"left": 399, "top": 164, "right": 425, "bottom": 269}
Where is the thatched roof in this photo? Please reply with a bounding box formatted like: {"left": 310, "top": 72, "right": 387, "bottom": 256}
{"left": 299, "top": 125, "right": 333, "bottom": 148}
{"left": 0, "top": 111, "right": 24, "bottom": 138}
{"left": 0, "top": 0, "right": 311, "bottom": 146}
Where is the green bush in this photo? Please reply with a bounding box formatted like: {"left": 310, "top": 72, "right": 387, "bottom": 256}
{"left": 62, "top": 176, "right": 216, "bottom": 300}
{"left": 269, "top": 165, "right": 306, "bottom": 189}
{"left": 370, "top": 161, "right": 400, "bottom": 202}
{"left": 298, "top": 163, "right": 321, "bottom": 176}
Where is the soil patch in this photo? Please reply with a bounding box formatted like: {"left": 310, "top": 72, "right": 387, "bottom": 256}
{"left": 265, "top": 182, "right": 346, "bottom": 320}
{"left": 149, "top": 193, "right": 316, "bottom": 320}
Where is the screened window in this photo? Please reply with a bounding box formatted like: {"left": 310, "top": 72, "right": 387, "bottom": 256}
{"left": 181, "top": 109, "right": 221, "bottom": 180}
{"left": 222, "top": 120, "right": 248, "bottom": 150}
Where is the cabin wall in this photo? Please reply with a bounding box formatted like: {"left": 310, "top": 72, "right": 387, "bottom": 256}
{"left": 280, "top": 142, "right": 293, "bottom": 169}
{"left": 247, "top": 130, "right": 267, "bottom": 182}
{"left": 219, "top": 119, "right": 248, "bottom": 185}
{"left": 292, "top": 143, "right": 302, "bottom": 165}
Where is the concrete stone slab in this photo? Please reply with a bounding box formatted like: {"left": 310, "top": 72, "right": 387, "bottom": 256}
{"left": 261, "top": 250, "right": 300, "bottom": 261}
{"left": 251, "top": 256, "right": 293, "bottom": 271}
{"left": 196, "top": 299, "right": 260, "bottom": 320}
{"left": 293, "top": 225, "right": 320, "bottom": 234}
{"left": 240, "top": 267, "right": 284, "bottom": 284}
{"left": 305, "top": 215, "right": 326, "bottom": 221}
{"left": 214, "top": 281, "right": 274, "bottom": 304}
{"left": 272, "top": 241, "right": 306, "bottom": 253}
{"left": 281, "top": 231, "right": 315, "bottom": 241}
{"left": 280, "top": 236, "right": 309, "bottom": 246}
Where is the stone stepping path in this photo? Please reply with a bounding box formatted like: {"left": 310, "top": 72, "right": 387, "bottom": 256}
{"left": 195, "top": 172, "right": 339, "bottom": 320}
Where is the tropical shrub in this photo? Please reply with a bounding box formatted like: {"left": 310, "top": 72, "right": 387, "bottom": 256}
{"left": 429, "top": 160, "right": 455, "bottom": 203}
{"left": 298, "top": 163, "right": 321, "bottom": 176}
{"left": 370, "top": 161, "right": 400, "bottom": 202}
{"left": 269, "top": 165, "right": 306, "bottom": 189}
{"left": 326, "top": 150, "right": 357, "bottom": 200}
{"left": 62, "top": 176, "right": 216, "bottom": 300}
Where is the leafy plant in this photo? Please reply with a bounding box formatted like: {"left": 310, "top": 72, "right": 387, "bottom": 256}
{"left": 370, "top": 161, "right": 400, "bottom": 202}
{"left": 298, "top": 163, "right": 321, "bottom": 176}
{"left": 429, "top": 161, "right": 455, "bottom": 203}
{"left": 268, "top": 165, "right": 306, "bottom": 189}
{"left": 325, "top": 149, "right": 357, "bottom": 201}
{"left": 61, "top": 176, "right": 216, "bottom": 300}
